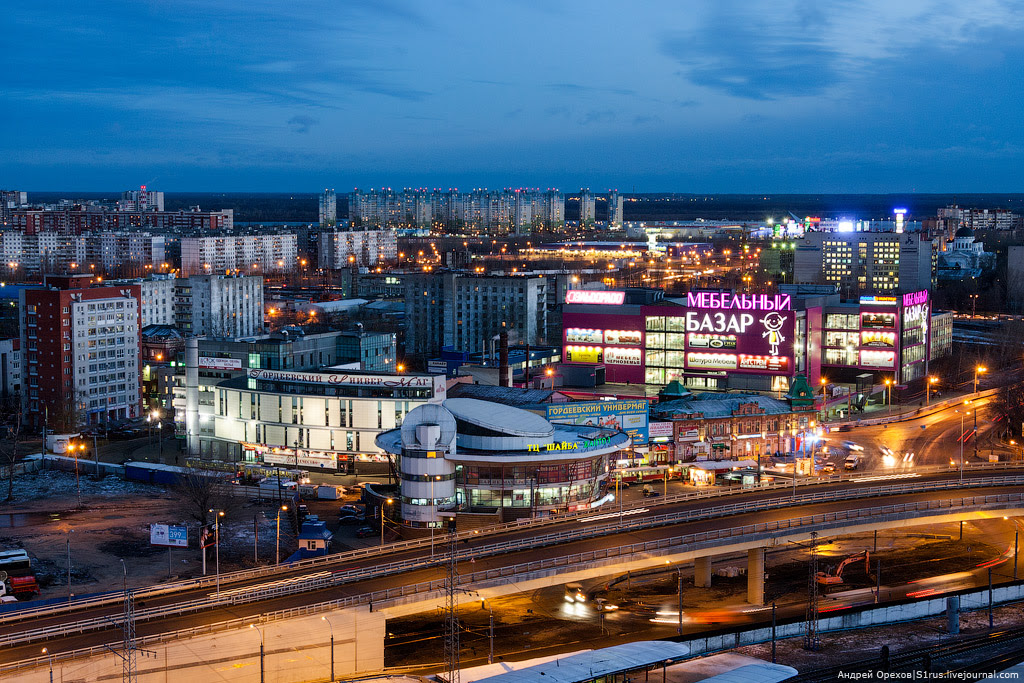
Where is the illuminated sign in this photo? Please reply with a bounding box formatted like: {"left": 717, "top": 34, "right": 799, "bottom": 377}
{"left": 685, "top": 312, "right": 755, "bottom": 334}
{"left": 546, "top": 400, "right": 649, "bottom": 445}
{"left": 859, "top": 295, "right": 899, "bottom": 305}
{"left": 686, "top": 292, "right": 792, "bottom": 311}
{"left": 564, "top": 345, "right": 602, "bottom": 363}
{"left": 247, "top": 368, "right": 433, "bottom": 388}
{"left": 649, "top": 422, "right": 673, "bottom": 438}
{"left": 902, "top": 290, "right": 928, "bottom": 307}
{"left": 861, "top": 331, "right": 896, "bottom": 348}
{"left": 738, "top": 355, "right": 788, "bottom": 372}
{"left": 565, "top": 290, "right": 626, "bottom": 305}
{"left": 860, "top": 349, "right": 895, "bottom": 368}
{"left": 903, "top": 303, "right": 928, "bottom": 325}
{"left": 686, "top": 352, "right": 738, "bottom": 370}
{"left": 604, "top": 330, "right": 642, "bottom": 345}
{"left": 199, "top": 356, "right": 242, "bottom": 370}
{"left": 861, "top": 312, "right": 896, "bottom": 329}
{"left": 566, "top": 328, "right": 603, "bottom": 344}
{"left": 687, "top": 333, "right": 737, "bottom": 350}
{"left": 604, "top": 347, "right": 642, "bottom": 365}
{"left": 264, "top": 451, "right": 338, "bottom": 469}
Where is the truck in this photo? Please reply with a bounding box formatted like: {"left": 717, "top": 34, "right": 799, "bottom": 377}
{"left": 844, "top": 454, "right": 860, "bottom": 470}
{"left": 0, "top": 572, "right": 39, "bottom": 602}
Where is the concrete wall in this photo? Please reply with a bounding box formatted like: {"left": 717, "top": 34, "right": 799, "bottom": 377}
{"left": 5, "top": 606, "right": 384, "bottom": 683}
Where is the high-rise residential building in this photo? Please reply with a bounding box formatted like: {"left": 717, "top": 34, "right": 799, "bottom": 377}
{"left": 179, "top": 234, "right": 297, "bottom": 276}
{"left": 118, "top": 186, "right": 165, "bottom": 212}
{"left": 349, "top": 188, "right": 565, "bottom": 232}
{"left": 0, "top": 190, "right": 27, "bottom": 221}
{"left": 318, "top": 229, "right": 397, "bottom": 268}
{"left": 403, "top": 272, "right": 547, "bottom": 357}
{"left": 793, "top": 231, "right": 936, "bottom": 297}
{"left": 137, "top": 275, "right": 177, "bottom": 328}
{"left": 319, "top": 189, "right": 337, "bottom": 229}
{"left": 20, "top": 275, "right": 141, "bottom": 427}
{"left": 579, "top": 188, "right": 596, "bottom": 226}
{"left": 173, "top": 274, "right": 264, "bottom": 339}
{"left": 6, "top": 207, "right": 232, "bottom": 234}
{"left": 607, "top": 191, "right": 624, "bottom": 228}
{"left": 0, "top": 338, "right": 21, "bottom": 398}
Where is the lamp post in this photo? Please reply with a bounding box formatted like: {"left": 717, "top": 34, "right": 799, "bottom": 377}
{"left": 927, "top": 376, "right": 938, "bottom": 406}
{"left": 69, "top": 442, "right": 81, "bottom": 506}
{"left": 152, "top": 409, "right": 162, "bottom": 459}
{"left": 66, "top": 529, "right": 73, "bottom": 603}
{"left": 250, "top": 624, "right": 265, "bottom": 683}
{"left": 42, "top": 647, "right": 53, "bottom": 683}
{"left": 208, "top": 509, "right": 225, "bottom": 594}
{"left": 381, "top": 498, "right": 393, "bottom": 546}
{"left": 819, "top": 378, "right": 828, "bottom": 423}
{"left": 430, "top": 476, "right": 441, "bottom": 559}
{"left": 957, "top": 406, "right": 971, "bottom": 484}
{"left": 321, "top": 616, "right": 335, "bottom": 682}
{"left": 275, "top": 505, "right": 288, "bottom": 565}
{"left": 884, "top": 379, "right": 893, "bottom": 415}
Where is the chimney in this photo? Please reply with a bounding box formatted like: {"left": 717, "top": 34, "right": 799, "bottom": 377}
{"left": 499, "top": 326, "right": 511, "bottom": 387}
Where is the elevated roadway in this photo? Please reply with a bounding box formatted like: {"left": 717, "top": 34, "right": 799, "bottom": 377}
{"left": 4, "top": 476, "right": 1024, "bottom": 671}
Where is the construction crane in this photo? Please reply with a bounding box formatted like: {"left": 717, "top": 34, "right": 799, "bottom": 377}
{"left": 817, "top": 550, "right": 870, "bottom": 587}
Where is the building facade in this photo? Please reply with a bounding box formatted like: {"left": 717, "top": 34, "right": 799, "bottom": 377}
{"left": 0, "top": 338, "right": 20, "bottom": 398}
{"left": 20, "top": 275, "right": 141, "bottom": 427}
{"left": 793, "top": 231, "right": 936, "bottom": 296}
{"left": 349, "top": 188, "right": 565, "bottom": 232}
{"left": 319, "top": 189, "right": 337, "bottom": 229}
{"left": 179, "top": 234, "right": 298, "bottom": 276}
{"left": 173, "top": 274, "right": 264, "bottom": 339}
{"left": 318, "top": 229, "right": 398, "bottom": 268}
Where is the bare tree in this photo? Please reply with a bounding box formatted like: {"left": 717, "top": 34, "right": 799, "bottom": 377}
{"left": 0, "top": 394, "right": 23, "bottom": 502}
{"left": 172, "top": 468, "right": 238, "bottom": 527}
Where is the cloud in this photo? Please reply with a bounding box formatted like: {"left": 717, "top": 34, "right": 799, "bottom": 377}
{"left": 288, "top": 116, "right": 319, "bottom": 133}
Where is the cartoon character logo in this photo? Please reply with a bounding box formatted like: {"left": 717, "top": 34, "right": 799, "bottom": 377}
{"left": 760, "top": 312, "right": 787, "bottom": 356}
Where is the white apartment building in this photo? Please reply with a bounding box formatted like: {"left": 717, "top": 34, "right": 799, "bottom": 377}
{"left": 118, "top": 188, "right": 165, "bottom": 212}
{"left": 318, "top": 229, "right": 398, "bottom": 268}
{"left": 319, "top": 189, "right": 337, "bottom": 228}
{"left": 180, "top": 234, "right": 298, "bottom": 276}
{"left": 0, "top": 338, "right": 20, "bottom": 398}
{"left": 138, "top": 275, "right": 177, "bottom": 327}
{"left": 174, "top": 274, "right": 264, "bottom": 338}
{"left": 349, "top": 188, "right": 566, "bottom": 232}
{"left": 608, "top": 191, "right": 624, "bottom": 227}
{"left": 579, "top": 188, "right": 595, "bottom": 225}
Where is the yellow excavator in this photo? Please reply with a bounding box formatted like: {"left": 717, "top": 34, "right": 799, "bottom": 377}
{"left": 817, "top": 550, "right": 870, "bottom": 587}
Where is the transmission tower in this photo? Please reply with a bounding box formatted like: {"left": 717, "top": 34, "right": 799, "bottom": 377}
{"left": 122, "top": 587, "right": 137, "bottom": 682}
{"left": 443, "top": 517, "right": 460, "bottom": 683}
{"left": 805, "top": 531, "right": 820, "bottom": 651}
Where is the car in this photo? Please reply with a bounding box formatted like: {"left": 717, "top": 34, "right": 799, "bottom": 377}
{"left": 880, "top": 446, "right": 893, "bottom": 458}
{"left": 837, "top": 425, "right": 852, "bottom": 432}
{"left": 354, "top": 526, "right": 376, "bottom": 538}
{"left": 339, "top": 504, "right": 363, "bottom": 515}
{"left": 594, "top": 598, "right": 619, "bottom": 612}
{"left": 822, "top": 463, "right": 836, "bottom": 474}
{"left": 338, "top": 514, "right": 365, "bottom": 525}
{"left": 842, "top": 441, "right": 863, "bottom": 452}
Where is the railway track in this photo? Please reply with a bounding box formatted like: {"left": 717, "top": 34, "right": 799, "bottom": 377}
{"left": 788, "top": 625, "right": 1024, "bottom": 681}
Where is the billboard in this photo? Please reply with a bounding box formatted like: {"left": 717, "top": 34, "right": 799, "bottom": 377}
{"left": 150, "top": 524, "right": 188, "bottom": 548}
{"left": 565, "top": 290, "right": 626, "bottom": 305}
{"left": 654, "top": 308, "right": 794, "bottom": 375}
{"left": 546, "top": 400, "right": 649, "bottom": 445}
{"left": 199, "top": 357, "right": 243, "bottom": 370}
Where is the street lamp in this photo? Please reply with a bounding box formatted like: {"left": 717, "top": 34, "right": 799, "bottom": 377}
{"left": 276, "top": 505, "right": 288, "bottom": 565}
{"left": 974, "top": 365, "right": 987, "bottom": 394}
{"left": 151, "top": 409, "right": 162, "bottom": 458}
{"left": 250, "top": 623, "right": 265, "bottom": 683}
{"left": 381, "top": 498, "right": 393, "bottom": 546}
{"left": 927, "top": 376, "right": 938, "bottom": 406}
{"left": 819, "top": 378, "right": 828, "bottom": 422}
{"left": 321, "top": 616, "right": 335, "bottom": 682}
{"left": 430, "top": 476, "right": 442, "bottom": 559}
{"left": 42, "top": 647, "right": 53, "bottom": 683}
{"left": 956, "top": 405, "right": 971, "bottom": 484}
{"left": 208, "top": 509, "right": 225, "bottom": 594}
{"left": 884, "top": 379, "right": 893, "bottom": 415}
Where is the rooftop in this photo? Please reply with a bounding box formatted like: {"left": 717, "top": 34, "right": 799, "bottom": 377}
{"left": 653, "top": 393, "right": 793, "bottom": 419}
{"left": 447, "top": 383, "right": 567, "bottom": 407}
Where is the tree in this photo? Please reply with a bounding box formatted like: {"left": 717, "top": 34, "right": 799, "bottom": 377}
{"left": 172, "top": 468, "right": 238, "bottom": 527}
{"left": 996, "top": 381, "right": 1024, "bottom": 441}
{"left": 0, "top": 394, "right": 23, "bottom": 502}
{"left": 44, "top": 392, "right": 85, "bottom": 434}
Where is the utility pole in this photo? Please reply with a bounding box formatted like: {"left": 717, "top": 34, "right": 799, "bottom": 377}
{"left": 805, "top": 532, "right": 820, "bottom": 651}
{"left": 488, "top": 609, "right": 494, "bottom": 665}
{"left": 443, "top": 517, "right": 460, "bottom": 683}
{"left": 120, "top": 559, "right": 137, "bottom": 683}
{"left": 677, "top": 566, "right": 683, "bottom": 635}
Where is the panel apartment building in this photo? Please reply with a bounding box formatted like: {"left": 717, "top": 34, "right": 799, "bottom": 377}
{"left": 20, "top": 275, "right": 141, "bottom": 427}
{"left": 180, "top": 234, "right": 298, "bottom": 276}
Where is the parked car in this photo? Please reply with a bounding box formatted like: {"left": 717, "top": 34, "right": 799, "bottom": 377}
{"left": 641, "top": 485, "right": 661, "bottom": 498}
{"left": 355, "top": 526, "right": 376, "bottom": 538}
{"left": 339, "top": 504, "right": 363, "bottom": 515}
{"left": 338, "top": 514, "right": 365, "bottom": 525}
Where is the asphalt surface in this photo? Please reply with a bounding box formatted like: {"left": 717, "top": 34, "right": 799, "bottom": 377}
{"left": 4, "top": 474, "right": 1024, "bottom": 664}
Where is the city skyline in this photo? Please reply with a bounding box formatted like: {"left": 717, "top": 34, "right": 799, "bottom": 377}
{"left": 6, "top": 1, "right": 1024, "bottom": 192}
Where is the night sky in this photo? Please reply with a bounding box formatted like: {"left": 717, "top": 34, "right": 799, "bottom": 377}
{"left": 5, "top": 1, "right": 1024, "bottom": 192}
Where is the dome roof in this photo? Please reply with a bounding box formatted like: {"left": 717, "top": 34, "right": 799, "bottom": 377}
{"left": 955, "top": 226, "right": 974, "bottom": 238}
{"left": 442, "top": 398, "right": 554, "bottom": 438}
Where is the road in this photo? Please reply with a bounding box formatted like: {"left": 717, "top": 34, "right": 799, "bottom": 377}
{"left": 818, "top": 396, "right": 1004, "bottom": 473}
{"left": 3, "top": 477, "right": 1024, "bottom": 665}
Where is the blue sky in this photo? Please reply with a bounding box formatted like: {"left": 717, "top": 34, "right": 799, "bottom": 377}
{"left": 5, "top": 0, "right": 1024, "bottom": 192}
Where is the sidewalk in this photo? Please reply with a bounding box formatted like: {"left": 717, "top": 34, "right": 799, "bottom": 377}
{"left": 822, "top": 386, "right": 995, "bottom": 427}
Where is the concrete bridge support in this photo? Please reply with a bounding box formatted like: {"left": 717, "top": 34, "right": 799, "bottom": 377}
{"left": 748, "top": 547, "right": 765, "bottom": 606}
{"left": 694, "top": 556, "right": 712, "bottom": 588}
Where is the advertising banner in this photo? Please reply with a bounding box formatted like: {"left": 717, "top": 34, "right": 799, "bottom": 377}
{"left": 649, "top": 422, "right": 674, "bottom": 438}
{"left": 199, "top": 357, "right": 243, "bottom": 370}
{"left": 150, "top": 524, "right": 188, "bottom": 548}
{"left": 200, "top": 524, "right": 216, "bottom": 549}
{"left": 264, "top": 451, "right": 338, "bottom": 470}
{"left": 546, "top": 400, "right": 650, "bottom": 445}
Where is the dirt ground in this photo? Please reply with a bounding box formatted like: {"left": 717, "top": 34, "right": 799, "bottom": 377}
{"left": 0, "top": 469, "right": 308, "bottom": 597}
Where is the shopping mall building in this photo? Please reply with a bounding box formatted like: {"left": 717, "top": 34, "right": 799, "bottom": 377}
{"left": 561, "top": 286, "right": 950, "bottom": 393}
